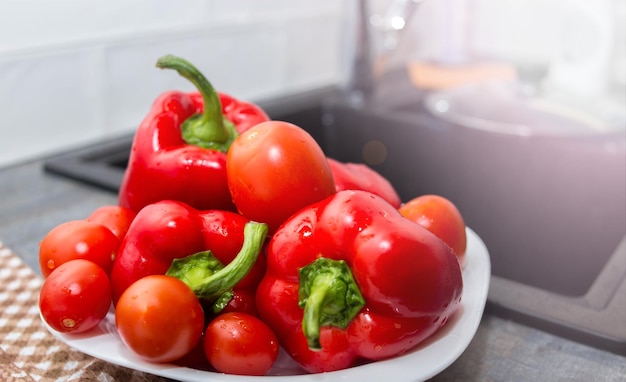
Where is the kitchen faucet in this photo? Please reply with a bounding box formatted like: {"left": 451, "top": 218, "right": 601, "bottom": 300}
{"left": 343, "top": 0, "right": 423, "bottom": 104}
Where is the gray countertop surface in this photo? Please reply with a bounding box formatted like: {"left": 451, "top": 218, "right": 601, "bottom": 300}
{"left": 1, "top": 159, "right": 625, "bottom": 382}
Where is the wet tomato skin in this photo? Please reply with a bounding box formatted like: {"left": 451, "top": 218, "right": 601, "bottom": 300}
{"left": 203, "top": 312, "right": 279, "bottom": 376}
{"left": 399, "top": 194, "right": 467, "bottom": 267}
{"left": 115, "top": 275, "right": 205, "bottom": 363}
{"left": 39, "top": 259, "right": 112, "bottom": 333}
{"left": 226, "top": 121, "right": 336, "bottom": 234}
{"left": 86, "top": 205, "right": 137, "bottom": 240}
{"left": 39, "top": 220, "right": 119, "bottom": 277}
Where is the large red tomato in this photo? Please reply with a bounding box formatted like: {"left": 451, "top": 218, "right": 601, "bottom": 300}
{"left": 226, "top": 121, "right": 336, "bottom": 233}
{"left": 115, "top": 275, "right": 204, "bottom": 363}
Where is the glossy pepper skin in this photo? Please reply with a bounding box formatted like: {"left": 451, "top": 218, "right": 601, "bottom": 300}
{"left": 119, "top": 55, "right": 269, "bottom": 213}
{"left": 327, "top": 158, "right": 402, "bottom": 208}
{"left": 110, "top": 200, "right": 268, "bottom": 315}
{"left": 256, "top": 190, "right": 463, "bottom": 373}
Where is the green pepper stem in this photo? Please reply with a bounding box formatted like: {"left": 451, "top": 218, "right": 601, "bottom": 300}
{"left": 299, "top": 258, "right": 365, "bottom": 351}
{"left": 156, "top": 54, "right": 237, "bottom": 151}
{"left": 302, "top": 273, "right": 334, "bottom": 350}
{"left": 167, "top": 221, "right": 268, "bottom": 301}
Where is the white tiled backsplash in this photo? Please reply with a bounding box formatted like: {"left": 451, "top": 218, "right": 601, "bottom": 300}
{"left": 0, "top": 0, "right": 344, "bottom": 168}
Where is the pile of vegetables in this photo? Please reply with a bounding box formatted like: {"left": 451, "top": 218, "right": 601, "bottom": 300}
{"left": 38, "top": 55, "right": 467, "bottom": 376}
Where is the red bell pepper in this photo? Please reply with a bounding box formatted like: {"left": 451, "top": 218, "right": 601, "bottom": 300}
{"left": 256, "top": 190, "right": 463, "bottom": 373}
{"left": 327, "top": 158, "right": 402, "bottom": 208}
{"left": 110, "top": 200, "right": 268, "bottom": 317}
{"left": 119, "top": 55, "right": 269, "bottom": 213}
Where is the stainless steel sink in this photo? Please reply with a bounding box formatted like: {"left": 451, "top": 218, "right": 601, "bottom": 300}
{"left": 43, "top": 86, "right": 626, "bottom": 355}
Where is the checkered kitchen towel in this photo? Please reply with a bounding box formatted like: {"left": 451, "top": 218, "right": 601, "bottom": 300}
{"left": 0, "top": 241, "right": 169, "bottom": 382}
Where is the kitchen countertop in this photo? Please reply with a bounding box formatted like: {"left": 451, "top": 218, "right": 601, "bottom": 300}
{"left": 1, "top": 158, "right": 625, "bottom": 381}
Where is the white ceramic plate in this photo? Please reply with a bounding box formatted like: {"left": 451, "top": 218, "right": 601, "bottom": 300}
{"left": 42, "top": 227, "right": 490, "bottom": 382}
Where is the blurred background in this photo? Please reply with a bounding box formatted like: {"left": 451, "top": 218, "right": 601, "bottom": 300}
{"left": 0, "top": 0, "right": 624, "bottom": 167}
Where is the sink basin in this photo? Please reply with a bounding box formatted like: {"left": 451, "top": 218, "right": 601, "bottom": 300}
{"left": 43, "top": 86, "right": 626, "bottom": 355}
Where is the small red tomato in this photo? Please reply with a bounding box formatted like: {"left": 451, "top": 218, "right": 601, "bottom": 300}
{"left": 399, "top": 194, "right": 467, "bottom": 267}
{"left": 115, "top": 275, "right": 204, "bottom": 363}
{"left": 204, "top": 312, "right": 279, "bottom": 376}
{"left": 39, "top": 259, "right": 112, "bottom": 333}
{"left": 226, "top": 121, "right": 336, "bottom": 233}
{"left": 86, "top": 205, "right": 137, "bottom": 240}
{"left": 39, "top": 220, "right": 119, "bottom": 277}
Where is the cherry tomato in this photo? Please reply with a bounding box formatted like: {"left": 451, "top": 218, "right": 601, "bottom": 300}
{"left": 115, "top": 275, "right": 204, "bottom": 363}
{"left": 39, "top": 259, "right": 112, "bottom": 333}
{"left": 226, "top": 121, "right": 336, "bottom": 233}
{"left": 39, "top": 220, "right": 119, "bottom": 277}
{"left": 399, "top": 194, "right": 467, "bottom": 266}
{"left": 86, "top": 205, "right": 137, "bottom": 240}
{"left": 203, "top": 312, "right": 279, "bottom": 376}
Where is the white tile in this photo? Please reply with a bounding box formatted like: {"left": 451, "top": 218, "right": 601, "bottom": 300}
{"left": 0, "top": 2, "right": 346, "bottom": 166}
{"left": 282, "top": 15, "right": 343, "bottom": 91}
{"left": 0, "top": 50, "right": 102, "bottom": 167}
{"left": 103, "top": 25, "right": 287, "bottom": 135}
{"left": 209, "top": 0, "right": 341, "bottom": 19}
{"left": 0, "top": 0, "right": 210, "bottom": 53}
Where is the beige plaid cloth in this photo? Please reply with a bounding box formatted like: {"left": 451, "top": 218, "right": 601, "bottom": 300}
{"left": 0, "top": 241, "right": 170, "bottom": 382}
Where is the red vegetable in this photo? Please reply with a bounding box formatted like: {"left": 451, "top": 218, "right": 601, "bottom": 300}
{"left": 110, "top": 200, "right": 268, "bottom": 313}
{"left": 400, "top": 194, "right": 467, "bottom": 267}
{"left": 39, "top": 219, "right": 119, "bottom": 277}
{"left": 327, "top": 158, "right": 401, "bottom": 208}
{"left": 118, "top": 55, "right": 269, "bottom": 213}
{"left": 256, "top": 190, "right": 463, "bottom": 373}
{"left": 203, "top": 312, "right": 279, "bottom": 376}
{"left": 39, "top": 259, "right": 112, "bottom": 333}
{"left": 116, "top": 275, "right": 205, "bottom": 363}
{"left": 86, "top": 205, "right": 137, "bottom": 241}
{"left": 226, "top": 120, "right": 336, "bottom": 234}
